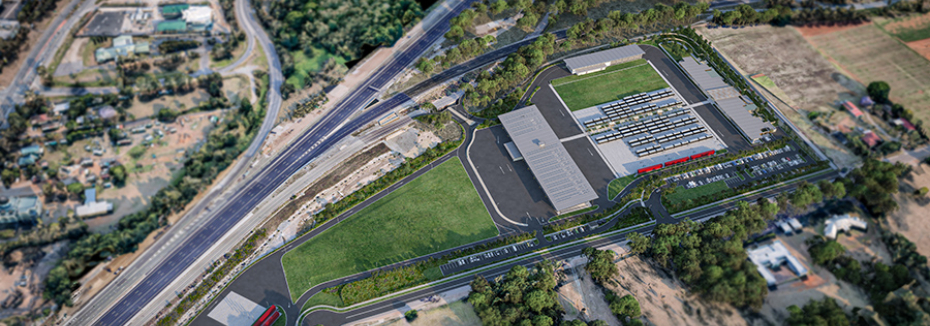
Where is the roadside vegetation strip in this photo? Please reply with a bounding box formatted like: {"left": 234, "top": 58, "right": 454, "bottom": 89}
{"left": 299, "top": 219, "right": 656, "bottom": 322}
{"left": 313, "top": 231, "right": 537, "bottom": 309}
{"left": 610, "top": 206, "right": 653, "bottom": 231}
{"left": 281, "top": 157, "right": 499, "bottom": 301}
{"left": 607, "top": 174, "right": 639, "bottom": 200}
{"left": 671, "top": 166, "right": 835, "bottom": 218}
{"left": 553, "top": 61, "right": 668, "bottom": 111}
{"left": 155, "top": 230, "right": 267, "bottom": 326}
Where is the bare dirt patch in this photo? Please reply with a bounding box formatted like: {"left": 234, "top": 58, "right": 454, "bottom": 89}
{"left": 608, "top": 250, "right": 757, "bottom": 326}
{"left": 803, "top": 23, "right": 930, "bottom": 125}
{"left": 906, "top": 38, "right": 930, "bottom": 61}
{"left": 886, "top": 163, "right": 930, "bottom": 257}
{"left": 699, "top": 25, "right": 861, "bottom": 168}
{"left": 127, "top": 90, "right": 212, "bottom": 119}
{"left": 558, "top": 257, "right": 621, "bottom": 325}
{"left": 699, "top": 25, "right": 856, "bottom": 110}
{"left": 380, "top": 301, "right": 481, "bottom": 326}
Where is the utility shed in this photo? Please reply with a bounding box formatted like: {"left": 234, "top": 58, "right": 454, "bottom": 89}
{"left": 499, "top": 105, "right": 598, "bottom": 214}
{"left": 563, "top": 45, "right": 645, "bottom": 75}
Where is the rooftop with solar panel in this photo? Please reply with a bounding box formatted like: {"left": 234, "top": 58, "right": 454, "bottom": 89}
{"left": 551, "top": 47, "right": 727, "bottom": 177}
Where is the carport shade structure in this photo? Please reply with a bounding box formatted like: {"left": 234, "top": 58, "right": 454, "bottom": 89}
{"left": 499, "top": 105, "right": 598, "bottom": 214}
{"left": 563, "top": 44, "right": 645, "bottom": 75}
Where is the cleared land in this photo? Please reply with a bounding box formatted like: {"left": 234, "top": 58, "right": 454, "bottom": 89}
{"left": 803, "top": 24, "right": 930, "bottom": 125}
{"left": 665, "top": 181, "right": 729, "bottom": 206}
{"left": 281, "top": 158, "right": 498, "bottom": 300}
{"left": 698, "top": 26, "right": 855, "bottom": 111}
{"left": 608, "top": 174, "right": 638, "bottom": 200}
{"left": 878, "top": 12, "right": 930, "bottom": 42}
{"left": 552, "top": 59, "right": 667, "bottom": 111}
{"left": 886, "top": 164, "right": 930, "bottom": 257}
{"left": 607, "top": 248, "right": 756, "bottom": 326}
{"left": 380, "top": 301, "right": 481, "bottom": 326}
{"left": 699, "top": 26, "right": 862, "bottom": 168}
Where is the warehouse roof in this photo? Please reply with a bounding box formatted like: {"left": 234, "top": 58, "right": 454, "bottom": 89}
{"left": 716, "top": 98, "right": 775, "bottom": 143}
{"left": 499, "top": 105, "right": 597, "bottom": 212}
{"left": 563, "top": 45, "right": 645, "bottom": 72}
{"left": 680, "top": 57, "right": 729, "bottom": 90}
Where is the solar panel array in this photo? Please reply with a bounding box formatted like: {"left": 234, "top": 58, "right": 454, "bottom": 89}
{"left": 635, "top": 144, "right": 663, "bottom": 156}
{"left": 583, "top": 90, "right": 676, "bottom": 128}
{"left": 662, "top": 134, "right": 712, "bottom": 151}
{"left": 657, "top": 125, "right": 704, "bottom": 143}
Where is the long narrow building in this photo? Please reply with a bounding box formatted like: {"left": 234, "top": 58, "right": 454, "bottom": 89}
{"left": 499, "top": 105, "right": 598, "bottom": 214}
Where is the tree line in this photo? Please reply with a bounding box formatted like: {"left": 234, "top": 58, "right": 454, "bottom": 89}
{"left": 459, "top": 1, "right": 709, "bottom": 119}
{"left": 258, "top": 0, "right": 423, "bottom": 83}
{"left": 157, "top": 40, "right": 201, "bottom": 54}
{"left": 468, "top": 262, "right": 611, "bottom": 326}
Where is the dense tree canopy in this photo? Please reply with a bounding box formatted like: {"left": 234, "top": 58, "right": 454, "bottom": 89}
{"left": 468, "top": 263, "right": 564, "bottom": 326}
{"left": 637, "top": 200, "right": 778, "bottom": 309}
{"left": 786, "top": 298, "right": 851, "bottom": 326}
{"left": 264, "top": 0, "right": 423, "bottom": 73}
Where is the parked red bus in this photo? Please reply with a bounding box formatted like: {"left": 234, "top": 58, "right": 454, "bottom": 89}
{"left": 637, "top": 164, "right": 663, "bottom": 174}
{"left": 664, "top": 157, "right": 690, "bottom": 167}
{"left": 253, "top": 305, "right": 276, "bottom": 326}
{"left": 690, "top": 150, "right": 715, "bottom": 160}
{"left": 261, "top": 311, "right": 280, "bottom": 326}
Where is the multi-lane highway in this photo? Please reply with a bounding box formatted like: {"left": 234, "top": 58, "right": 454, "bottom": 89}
{"left": 68, "top": 1, "right": 477, "bottom": 325}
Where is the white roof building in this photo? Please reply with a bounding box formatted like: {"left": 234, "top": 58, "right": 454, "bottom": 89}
{"left": 747, "top": 240, "right": 808, "bottom": 287}
{"left": 182, "top": 6, "right": 212, "bottom": 25}
{"left": 824, "top": 214, "right": 867, "bottom": 239}
{"left": 75, "top": 201, "right": 113, "bottom": 218}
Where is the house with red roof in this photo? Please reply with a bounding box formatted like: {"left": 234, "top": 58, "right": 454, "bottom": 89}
{"left": 861, "top": 130, "right": 882, "bottom": 148}
{"left": 893, "top": 118, "right": 917, "bottom": 132}
{"left": 843, "top": 101, "right": 864, "bottom": 119}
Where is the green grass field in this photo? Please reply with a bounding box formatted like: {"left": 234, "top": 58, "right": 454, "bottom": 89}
{"left": 607, "top": 174, "right": 638, "bottom": 200}
{"left": 665, "top": 181, "right": 730, "bottom": 206}
{"left": 552, "top": 59, "right": 668, "bottom": 111}
{"left": 282, "top": 158, "right": 498, "bottom": 301}
{"left": 286, "top": 47, "right": 348, "bottom": 88}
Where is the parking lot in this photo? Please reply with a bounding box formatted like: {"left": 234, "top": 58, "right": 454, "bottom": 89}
{"left": 439, "top": 240, "right": 538, "bottom": 275}
{"left": 666, "top": 143, "right": 813, "bottom": 191}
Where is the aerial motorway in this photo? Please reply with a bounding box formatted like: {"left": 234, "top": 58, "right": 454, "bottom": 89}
{"left": 66, "top": 0, "right": 482, "bottom": 325}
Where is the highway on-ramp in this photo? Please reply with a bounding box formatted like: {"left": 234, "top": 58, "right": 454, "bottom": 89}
{"left": 69, "top": 1, "right": 475, "bottom": 325}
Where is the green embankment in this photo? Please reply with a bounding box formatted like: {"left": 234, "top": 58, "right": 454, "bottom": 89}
{"left": 282, "top": 157, "right": 498, "bottom": 301}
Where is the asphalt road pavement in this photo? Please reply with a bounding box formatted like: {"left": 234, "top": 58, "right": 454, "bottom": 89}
{"left": 82, "top": 1, "right": 475, "bottom": 325}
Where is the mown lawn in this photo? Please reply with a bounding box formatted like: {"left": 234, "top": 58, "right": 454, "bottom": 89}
{"left": 282, "top": 157, "right": 497, "bottom": 301}
{"left": 607, "top": 174, "right": 639, "bottom": 200}
{"left": 664, "top": 181, "right": 730, "bottom": 206}
{"left": 552, "top": 59, "right": 668, "bottom": 111}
